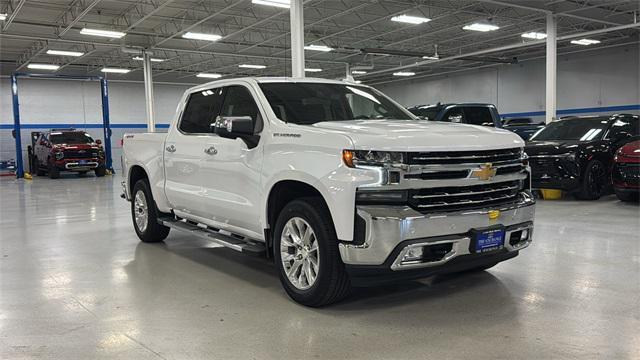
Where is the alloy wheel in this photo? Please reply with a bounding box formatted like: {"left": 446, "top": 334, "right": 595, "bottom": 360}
{"left": 280, "top": 217, "right": 320, "bottom": 290}
{"left": 134, "top": 190, "right": 149, "bottom": 233}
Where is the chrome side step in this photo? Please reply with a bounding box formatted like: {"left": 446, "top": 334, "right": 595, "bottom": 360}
{"left": 160, "top": 217, "right": 266, "bottom": 256}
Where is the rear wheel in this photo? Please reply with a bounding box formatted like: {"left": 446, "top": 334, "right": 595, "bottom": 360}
{"left": 273, "top": 198, "right": 350, "bottom": 307}
{"left": 576, "top": 160, "right": 607, "bottom": 200}
{"left": 131, "top": 179, "right": 170, "bottom": 243}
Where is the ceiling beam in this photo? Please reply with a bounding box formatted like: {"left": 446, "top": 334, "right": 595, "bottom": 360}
{"left": 2, "top": 0, "right": 27, "bottom": 31}
{"left": 57, "top": 0, "right": 103, "bottom": 37}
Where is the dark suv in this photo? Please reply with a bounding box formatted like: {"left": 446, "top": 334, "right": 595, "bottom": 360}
{"left": 33, "top": 129, "right": 106, "bottom": 178}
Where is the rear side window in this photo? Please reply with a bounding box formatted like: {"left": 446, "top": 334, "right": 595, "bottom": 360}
{"left": 464, "top": 107, "right": 495, "bottom": 126}
{"left": 220, "top": 86, "right": 263, "bottom": 132}
{"left": 179, "top": 88, "right": 223, "bottom": 134}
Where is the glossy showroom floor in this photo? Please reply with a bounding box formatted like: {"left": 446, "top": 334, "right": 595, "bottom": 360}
{"left": 1, "top": 175, "right": 639, "bottom": 359}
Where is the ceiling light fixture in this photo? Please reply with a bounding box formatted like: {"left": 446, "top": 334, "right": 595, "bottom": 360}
{"left": 570, "top": 38, "right": 600, "bottom": 46}
{"left": 351, "top": 70, "right": 367, "bottom": 74}
{"left": 521, "top": 32, "right": 547, "bottom": 40}
{"left": 101, "top": 68, "right": 130, "bottom": 73}
{"left": 463, "top": 22, "right": 500, "bottom": 32}
{"left": 196, "top": 73, "right": 223, "bottom": 78}
{"left": 46, "top": 50, "right": 85, "bottom": 57}
{"left": 0, "top": 13, "right": 7, "bottom": 21}
{"left": 182, "top": 32, "right": 222, "bottom": 41}
{"left": 132, "top": 56, "right": 165, "bottom": 62}
{"left": 252, "top": 0, "right": 290, "bottom": 8}
{"left": 422, "top": 55, "right": 439, "bottom": 60}
{"left": 304, "top": 44, "right": 333, "bottom": 52}
{"left": 80, "top": 28, "right": 126, "bottom": 38}
{"left": 390, "top": 15, "right": 431, "bottom": 25}
{"left": 239, "top": 64, "right": 267, "bottom": 69}
{"left": 393, "top": 71, "right": 415, "bottom": 76}
{"left": 304, "top": 68, "right": 322, "bottom": 72}
{"left": 27, "top": 64, "right": 60, "bottom": 70}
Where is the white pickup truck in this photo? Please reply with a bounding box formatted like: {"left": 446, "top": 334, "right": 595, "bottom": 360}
{"left": 122, "top": 77, "right": 535, "bottom": 306}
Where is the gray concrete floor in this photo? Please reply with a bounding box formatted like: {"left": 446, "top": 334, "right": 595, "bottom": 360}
{"left": 1, "top": 174, "right": 639, "bottom": 359}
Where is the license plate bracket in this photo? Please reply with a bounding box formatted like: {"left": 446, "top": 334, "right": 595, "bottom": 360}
{"left": 470, "top": 226, "right": 505, "bottom": 254}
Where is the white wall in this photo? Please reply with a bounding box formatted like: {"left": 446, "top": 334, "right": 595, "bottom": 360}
{"left": 0, "top": 78, "right": 192, "bottom": 172}
{"left": 378, "top": 43, "right": 640, "bottom": 118}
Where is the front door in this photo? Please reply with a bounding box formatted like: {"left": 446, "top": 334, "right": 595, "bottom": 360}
{"left": 200, "top": 85, "right": 264, "bottom": 238}
{"left": 164, "top": 87, "right": 223, "bottom": 217}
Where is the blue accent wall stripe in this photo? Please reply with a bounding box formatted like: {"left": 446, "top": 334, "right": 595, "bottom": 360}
{"left": 1, "top": 104, "right": 638, "bottom": 130}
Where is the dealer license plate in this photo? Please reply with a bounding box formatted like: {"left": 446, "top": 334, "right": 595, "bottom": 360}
{"left": 475, "top": 228, "right": 505, "bottom": 253}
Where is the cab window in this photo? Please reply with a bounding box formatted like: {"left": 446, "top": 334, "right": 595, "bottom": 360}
{"left": 220, "top": 86, "right": 263, "bottom": 133}
{"left": 179, "top": 88, "right": 223, "bottom": 134}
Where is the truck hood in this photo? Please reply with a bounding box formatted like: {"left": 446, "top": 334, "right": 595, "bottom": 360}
{"left": 311, "top": 119, "right": 523, "bottom": 151}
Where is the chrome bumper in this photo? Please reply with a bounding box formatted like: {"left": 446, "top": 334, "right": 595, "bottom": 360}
{"left": 338, "top": 193, "right": 535, "bottom": 270}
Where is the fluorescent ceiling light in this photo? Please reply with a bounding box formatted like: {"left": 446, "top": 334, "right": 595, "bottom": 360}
{"left": 80, "top": 28, "right": 126, "bottom": 38}
{"left": 422, "top": 55, "right": 439, "bottom": 60}
{"left": 252, "top": 0, "right": 290, "bottom": 8}
{"left": 101, "top": 68, "right": 130, "bottom": 73}
{"left": 304, "top": 44, "right": 333, "bottom": 52}
{"left": 354, "top": 80, "right": 362, "bottom": 84}
{"left": 196, "top": 73, "right": 223, "bottom": 78}
{"left": 393, "top": 71, "right": 415, "bottom": 76}
{"left": 182, "top": 32, "right": 222, "bottom": 42}
{"left": 463, "top": 23, "right": 500, "bottom": 32}
{"left": 239, "top": 64, "right": 266, "bottom": 69}
{"left": 27, "top": 63, "right": 60, "bottom": 70}
{"left": 132, "top": 56, "right": 165, "bottom": 62}
{"left": 0, "top": 13, "right": 7, "bottom": 21}
{"left": 571, "top": 38, "right": 600, "bottom": 46}
{"left": 304, "top": 68, "right": 322, "bottom": 72}
{"left": 46, "top": 49, "right": 85, "bottom": 57}
{"left": 351, "top": 70, "right": 367, "bottom": 74}
{"left": 521, "top": 32, "right": 547, "bottom": 40}
{"left": 390, "top": 15, "right": 431, "bottom": 25}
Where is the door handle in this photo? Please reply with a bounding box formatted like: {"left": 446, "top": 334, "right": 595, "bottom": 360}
{"left": 166, "top": 144, "right": 176, "bottom": 153}
{"left": 204, "top": 146, "right": 218, "bottom": 155}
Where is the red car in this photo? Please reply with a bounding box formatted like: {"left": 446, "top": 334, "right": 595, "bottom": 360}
{"left": 612, "top": 140, "right": 640, "bottom": 202}
{"left": 33, "top": 129, "right": 106, "bottom": 178}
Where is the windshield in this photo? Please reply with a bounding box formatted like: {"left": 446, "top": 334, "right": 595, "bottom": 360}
{"left": 50, "top": 132, "right": 94, "bottom": 144}
{"left": 530, "top": 118, "right": 609, "bottom": 141}
{"left": 259, "top": 82, "right": 412, "bottom": 124}
{"left": 409, "top": 107, "right": 440, "bottom": 120}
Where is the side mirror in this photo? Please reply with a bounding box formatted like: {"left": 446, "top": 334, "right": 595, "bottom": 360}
{"left": 96, "top": 139, "right": 102, "bottom": 145}
{"left": 211, "top": 115, "right": 260, "bottom": 148}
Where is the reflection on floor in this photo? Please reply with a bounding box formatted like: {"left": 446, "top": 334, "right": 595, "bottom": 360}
{"left": 1, "top": 175, "right": 639, "bottom": 359}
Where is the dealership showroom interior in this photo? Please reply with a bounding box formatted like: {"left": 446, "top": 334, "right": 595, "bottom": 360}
{"left": 1, "top": 0, "right": 639, "bottom": 358}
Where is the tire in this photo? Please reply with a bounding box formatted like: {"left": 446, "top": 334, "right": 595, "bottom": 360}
{"left": 575, "top": 159, "right": 607, "bottom": 200}
{"left": 47, "top": 159, "right": 60, "bottom": 179}
{"left": 131, "top": 179, "right": 170, "bottom": 243}
{"left": 615, "top": 189, "right": 639, "bottom": 202}
{"left": 273, "top": 198, "right": 351, "bottom": 307}
{"left": 94, "top": 165, "right": 106, "bottom": 177}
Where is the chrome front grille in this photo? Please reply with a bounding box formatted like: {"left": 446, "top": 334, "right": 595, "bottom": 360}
{"left": 408, "top": 148, "right": 522, "bottom": 165}
{"left": 408, "top": 180, "right": 522, "bottom": 213}
{"left": 63, "top": 150, "right": 97, "bottom": 159}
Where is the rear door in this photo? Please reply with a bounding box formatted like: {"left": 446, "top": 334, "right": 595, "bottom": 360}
{"left": 199, "top": 84, "right": 265, "bottom": 237}
{"left": 163, "top": 87, "right": 224, "bottom": 216}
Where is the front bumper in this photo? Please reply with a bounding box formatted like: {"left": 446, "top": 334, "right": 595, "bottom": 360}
{"left": 54, "top": 158, "right": 102, "bottom": 171}
{"left": 339, "top": 193, "right": 535, "bottom": 284}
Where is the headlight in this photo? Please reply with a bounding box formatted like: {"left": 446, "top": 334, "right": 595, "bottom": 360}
{"left": 55, "top": 151, "right": 64, "bottom": 160}
{"left": 343, "top": 150, "right": 404, "bottom": 168}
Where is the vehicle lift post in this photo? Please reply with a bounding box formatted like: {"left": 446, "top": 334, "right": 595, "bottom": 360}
{"left": 10, "top": 73, "right": 114, "bottom": 179}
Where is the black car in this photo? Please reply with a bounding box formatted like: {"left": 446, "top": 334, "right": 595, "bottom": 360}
{"left": 407, "top": 103, "right": 501, "bottom": 127}
{"left": 525, "top": 114, "right": 639, "bottom": 200}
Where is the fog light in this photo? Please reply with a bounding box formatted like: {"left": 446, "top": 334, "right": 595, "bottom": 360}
{"left": 520, "top": 229, "right": 529, "bottom": 241}
{"left": 401, "top": 247, "right": 423, "bottom": 262}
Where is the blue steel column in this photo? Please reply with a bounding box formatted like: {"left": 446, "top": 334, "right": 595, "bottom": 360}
{"left": 11, "top": 74, "right": 24, "bottom": 179}
{"left": 100, "top": 78, "right": 114, "bottom": 172}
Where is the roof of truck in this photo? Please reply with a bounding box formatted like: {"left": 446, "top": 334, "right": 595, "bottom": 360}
{"left": 187, "top": 76, "right": 362, "bottom": 93}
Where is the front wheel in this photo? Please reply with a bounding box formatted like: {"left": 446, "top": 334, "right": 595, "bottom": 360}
{"left": 47, "top": 160, "right": 60, "bottom": 179}
{"left": 94, "top": 165, "right": 106, "bottom": 177}
{"left": 576, "top": 159, "right": 607, "bottom": 200}
{"left": 273, "top": 198, "right": 350, "bottom": 307}
{"left": 131, "top": 179, "right": 170, "bottom": 243}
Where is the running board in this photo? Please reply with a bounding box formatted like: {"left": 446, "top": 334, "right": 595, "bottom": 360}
{"left": 160, "top": 217, "right": 266, "bottom": 256}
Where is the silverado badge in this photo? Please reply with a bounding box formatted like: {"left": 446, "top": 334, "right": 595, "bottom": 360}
{"left": 471, "top": 163, "right": 497, "bottom": 181}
